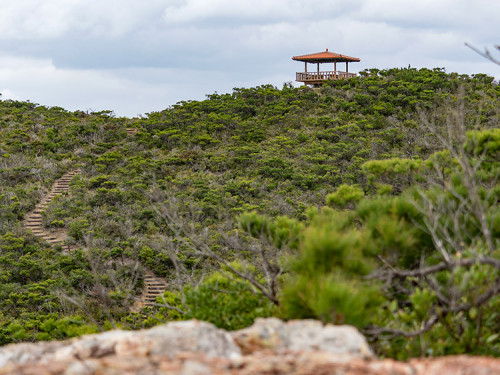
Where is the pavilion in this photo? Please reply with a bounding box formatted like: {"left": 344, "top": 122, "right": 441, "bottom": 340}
{"left": 292, "top": 49, "right": 360, "bottom": 86}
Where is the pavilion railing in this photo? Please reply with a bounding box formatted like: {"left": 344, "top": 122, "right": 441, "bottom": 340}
{"left": 296, "top": 71, "right": 356, "bottom": 81}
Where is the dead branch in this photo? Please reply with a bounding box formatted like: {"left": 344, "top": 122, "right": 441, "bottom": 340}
{"left": 465, "top": 43, "right": 500, "bottom": 66}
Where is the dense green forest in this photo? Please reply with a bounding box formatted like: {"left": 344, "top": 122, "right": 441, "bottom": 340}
{"left": 0, "top": 67, "right": 498, "bottom": 358}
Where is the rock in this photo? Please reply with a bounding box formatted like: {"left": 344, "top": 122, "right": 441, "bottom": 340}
{"left": 408, "top": 355, "right": 500, "bottom": 375}
{"left": 0, "top": 341, "right": 65, "bottom": 368}
{"left": 232, "top": 317, "right": 374, "bottom": 358}
{"left": 0, "top": 320, "right": 240, "bottom": 372}
{"left": 0, "top": 319, "right": 499, "bottom": 374}
{"left": 140, "top": 320, "right": 241, "bottom": 359}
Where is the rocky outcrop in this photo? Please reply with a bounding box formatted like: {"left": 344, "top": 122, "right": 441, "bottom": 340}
{"left": 0, "top": 319, "right": 498, "bottom": 375}
{"left": 232, "top": 317, "right": 373, "bottom": 357}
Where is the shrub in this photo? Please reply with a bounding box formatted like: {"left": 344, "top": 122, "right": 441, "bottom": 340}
{"left": 326, "top": 184, "right": 364, "bottom": 208}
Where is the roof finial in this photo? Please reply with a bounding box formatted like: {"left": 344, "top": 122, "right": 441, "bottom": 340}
{"left": 326, "top": 48, "right": 328, "bottom": 52}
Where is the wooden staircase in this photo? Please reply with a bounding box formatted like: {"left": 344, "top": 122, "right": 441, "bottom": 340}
{"left": 126, "top": 128, "right": 138, "bottom": 136}
{"left": 24, "top": 163, "right": 168, "bottom": 310}
{"left": 132, "top": 271, "right": 168, "bottom": 310}
{"left": 23, "top": 169, "right": 81, "bottom": 252}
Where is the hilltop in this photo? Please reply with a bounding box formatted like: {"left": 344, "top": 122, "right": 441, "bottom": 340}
{"left": 0, "top": 67, "right": 498, "bottom": 358}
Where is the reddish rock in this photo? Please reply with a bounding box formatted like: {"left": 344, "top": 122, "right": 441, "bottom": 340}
{"left": 0, "top": 320, "right": 498, "bottom": 375}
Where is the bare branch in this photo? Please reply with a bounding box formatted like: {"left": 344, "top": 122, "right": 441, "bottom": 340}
{"left": 465, "top": 43, "right": 500, "bottom": 65}
{"left": 385, "top": 257, "right": 500, "bottom": 278}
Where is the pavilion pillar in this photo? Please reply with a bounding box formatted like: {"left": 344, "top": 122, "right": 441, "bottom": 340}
{"left": 317, "top": 63, "right": 320, "bottom": 74}
{"left": 305, "top": 62, "right": 307, "bottom": 73}
{"left": 346, "top": 62, "right": 348, "bottom": 77}
{"left": 334, "top": 62, "right": 337, "bottom": 78}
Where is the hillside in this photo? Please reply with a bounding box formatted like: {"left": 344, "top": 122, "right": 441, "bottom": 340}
{"left": 0, "top": 67, "right": 498, "bottom": 358}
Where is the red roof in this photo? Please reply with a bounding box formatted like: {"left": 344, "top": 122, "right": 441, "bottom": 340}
{"left": 292, "top": 49, "right": 360, "bottom": 63}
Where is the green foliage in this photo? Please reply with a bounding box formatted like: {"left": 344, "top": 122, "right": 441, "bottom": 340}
{"left": 282, "top": 128, "right": 500, "bottom": 358}
{"left": 237, "top": 211, "right": 303, "bottom": 249}
{"left": 159, "top": 269, "right": 275, "bottom": 331}
{"left": 326, "top": 184, "right": 364, "bottom": 208}
{"left": 281, "top": 209, "right": 382, "bottom": 326}
{"left": 0, "top": 68, "right": 498, "bottom": 354}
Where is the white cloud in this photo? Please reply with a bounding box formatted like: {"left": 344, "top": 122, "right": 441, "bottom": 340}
{"left": 0, "top": 0, "right": 498, "bottom": 116}
{"left": 0, "top": 0, "right": 167, "bottom": 39}
{"left": 0, "top": 56, "right": 157, "bottom": 115}
{"left": 163, "top": 0, "right": 361, "bottom": 24}
{"left": 0, "top": 56, "right": 248, "bottom": 116}
{"left": 358, "top": 0, "right": 500, "bottom": 31}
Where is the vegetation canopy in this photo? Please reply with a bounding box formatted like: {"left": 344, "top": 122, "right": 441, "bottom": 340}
{"left": 0, "top": 67, "right": 498, "bottom": 358}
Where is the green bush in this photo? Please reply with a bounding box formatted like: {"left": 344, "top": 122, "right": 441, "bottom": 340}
{"left": 159, "top": 269, "right": 275, "bottom": 331}
{"left": 326, "top": 184, "right": 364, "bottom": 208}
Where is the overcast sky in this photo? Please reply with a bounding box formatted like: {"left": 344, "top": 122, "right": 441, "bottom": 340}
{"left": 0, "top": 0, "right": 498, "bottom": 117}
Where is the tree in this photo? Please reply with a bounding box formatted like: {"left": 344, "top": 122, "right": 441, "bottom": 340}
{"left": 281, "top": 106, "right": 499, "bottom": 358}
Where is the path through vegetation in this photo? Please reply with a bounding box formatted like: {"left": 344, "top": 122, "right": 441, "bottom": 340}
{"left": 23, "top": 169, "right": 81, "bottom": 253}
{"left": 23, "top": 131, "right": 167, "bottom": 310}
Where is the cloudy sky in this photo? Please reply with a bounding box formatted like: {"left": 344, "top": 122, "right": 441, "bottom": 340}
{"left": 0, "top": 0, "right": 498, "bottom": 117}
